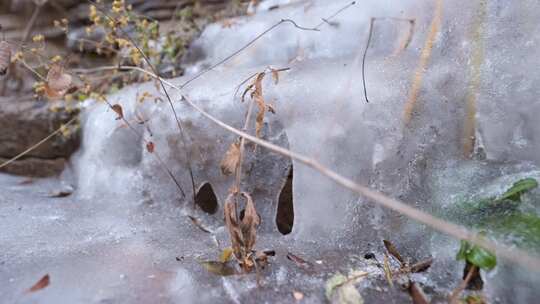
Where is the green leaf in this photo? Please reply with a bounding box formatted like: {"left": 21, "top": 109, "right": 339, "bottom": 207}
{"left": 499, "top": 178, "right": 538, "bottom": 202}
{"left": 456, "top": 240, "right": 471, "bottom": 261}
{"left": 456, "top": 240, "right": 497, "bottom": 271}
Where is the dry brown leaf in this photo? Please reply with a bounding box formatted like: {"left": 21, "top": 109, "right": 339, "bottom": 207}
{"left": 0, "top": 41, "right": 11, "bottom": 75}
{"left": 146, "top": 141, "right": 155, "bottom": 153}
{"left": 286, "top": 252, "right": 314, "bottom": 270}
{"left": 220, "top": 141, "right": 240, "bottom": 176}
{"left": 46, "top": 65, "right": 72, "bottom": 99}
{"left": 27, "top": 274, "right": 50, "bottom": 293}
{"left": 383, "top": 239, "right": 405, "bottom": 265}
{"left": 111, "top": 104, "right": 124, "bottom": 120}
{"left": 224, "top": 193, "right": 244, "bottom": 260}
{"left": 253, "top": 73, "right": 266, "bottom": 139}
{"left": 410, "top": 258, "right": 433, "bottom": 273}
{"left": 240, "top": 192, "right": 259, "bottom": 253}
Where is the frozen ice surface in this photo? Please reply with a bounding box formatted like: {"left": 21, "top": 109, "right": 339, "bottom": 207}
{"left": 2, "top": 0, "right": 540, "bottom": 303}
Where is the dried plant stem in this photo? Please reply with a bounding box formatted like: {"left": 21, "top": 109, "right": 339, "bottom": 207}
{"left": 234, "top": 96, "right": 255, "bottom": 194}
{"left": 102, "top": 97, "right": 186, "bottom": 198}
{"left": 117, "top": 65, "right": 540, "bottom": 271}
{"left": 16, "top": 58, "right": 46, "bottom": 81}
{"left": 0, "top": 116, "right": 77, "bottom": 170}
{"left": 449, "top": 265, "right": 477, "bottom": 304}
{"left": 179, "top": 1, "right": 356, "bottom": 89}
{"left": 22, "top": 0, "right": 47, "bottom": 43}
{"left": 361, "top": 18, "right": 375, "bottom": 103}
{"left": 362, "top": 17, "right": 415, "bottom": 103}
{"left": 462, "top": 0, "right": 487, "bottom": 158}
{"left": 402, "top": 0, "right": 443, "bottom": 125}
{"left": 88, "top": 0, "right": 197, "bottom": 203}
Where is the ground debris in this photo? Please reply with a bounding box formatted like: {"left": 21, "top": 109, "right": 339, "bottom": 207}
{"left": 27, "top": 274, "right": 50, "bottom": 293}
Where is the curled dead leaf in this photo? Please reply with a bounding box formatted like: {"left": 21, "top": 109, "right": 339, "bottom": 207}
{"left": 111, "top": 104, "right": 124, "bottom": 120}
{"left": 253, "top": 73, "right": 266, "bottom": 139}
{"left": 224, "top": 193, "right": 244, "bottom": 260}
{"left": 0, "top": 41, "right": 11, "bottom": 75}
{"left": 239, "top": 192, "right": 259, "bottom": 253}
{"left": 27, "top": 274, "right": 50, "bottom": 293}
{"left": 220, "top": 141, "right": 240, "bottom": 176}
{"left": 146, "top": 141, "right": 155, "bottom": 153}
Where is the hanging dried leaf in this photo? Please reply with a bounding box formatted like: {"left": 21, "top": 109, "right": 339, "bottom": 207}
{"left": 27, "top": 274, "right": 50, "bottom": 293}
{"left": 0, "top": 41, "right": 11, "bottom": 75}
{"left": 240, "top": 192, "right": 259, "bottom": 253}
{"left": 111, "top": 104, "right": 124, "bottom": 120}
{"left": 45, "top": 65, "right": 72, "bottom": 99}
{"left": 220, "top": 141, "right": 240, "bottom": 176}
{"left": 146, "top": 141, "right": 155, "bottom": 153}
{"left": 383, "top": 239, "right": 405, "bottom": 265}
{"left": 224, "top": 193, "right": 244, "bottom": 260}
{"left": 253, "top": 73, "right": 266, "bottom": 139}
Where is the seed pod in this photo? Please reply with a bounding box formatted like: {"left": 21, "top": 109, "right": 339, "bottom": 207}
{"left": 0, "top": 41, "right": 11, "bottom": 75}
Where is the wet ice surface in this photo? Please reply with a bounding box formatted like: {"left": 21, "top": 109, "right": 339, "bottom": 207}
{"left": 3, "top": 0, "right": 540, "bottom": 303}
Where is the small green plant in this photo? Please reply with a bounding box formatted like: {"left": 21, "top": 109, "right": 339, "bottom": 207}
{"left": 456, "top": 239, "right": 497, "bottom": 271}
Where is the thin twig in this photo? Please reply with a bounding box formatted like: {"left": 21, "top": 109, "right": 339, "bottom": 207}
{"left": 361, "top": 18, "right": 374, "bottom": 103}
{"left": 234, "top": 92, "right": 255, "bottom": 193}
{"left": 0, "top": 116, "right": 77, "bottom": 170}
{"left": 402, "top": 0, "right": 443, "bottom": 125}
{"left": 449, "top": 265, "right": 477, "bottom": 304}
{"left": 314, "top": 1, "right": 356, "bottom": 30}
{"left": 86, "top": 64, "right": 540, "bottom": 272}
{"left": 87, "top": 0, "right": 197, "bottom": 203}
{"left": 179, "top": 1, "right": 356, "bottom": 89}
{"left": 22, "top": 0, "right": 47, "bottom": 43}
{"left": 362, "top": 17, "right": 416, "bottom": 103}
{"left": 102, "top": 97, "right": 186, "bottom": 198}
{"left": 462, "top": 0, "right": 487, "bottom": 158}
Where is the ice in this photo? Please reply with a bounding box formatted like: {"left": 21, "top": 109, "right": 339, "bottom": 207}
{"left": 2, "top": 0, "right": 540, "bottom": 302}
